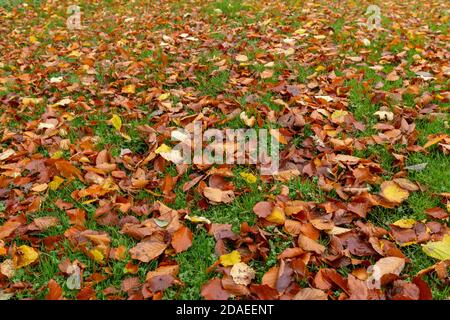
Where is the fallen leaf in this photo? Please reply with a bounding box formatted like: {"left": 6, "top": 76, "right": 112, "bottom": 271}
{"left": 235, "top": 54, "right": 249, "bottom": 62}
{"left": 294, "top": 288, "right": 328, "bottom": 300}
{"left": 219, "top": 250, "right": 241, "bottom": 267}
{"left": 421, "top": 234, "right": 450, "bottom": 261}
{"left": 0, "top": 259, "right": 14, "bottom": 278}
{"left": 122, "top": 84, "right": 136, "bottom": 94}
{"left": 203, "top": 187, "right": 235, "bottom": 204}
{"left": 230, "top": 262, "right": 255, "bottom": 286}
{"left": 253, "top": 201, "right": 274, "bottom": 218}
{"left": 392, "top": 219, "right": 416, "bottom": 229}
{"left": 265, "top": 206, "right": 285, "bottom": 225}
{"left": 130, "top": 241, "right": 167, "bottom": 263}
{"left": 201, "top": 278, "right": 230, "bottom": 300}
{"left": 14, "top": 245, "right": 39, "bottom": 268}
{"left": 46, "top": 279, "right": 63, "bottom": 300}
{"left": 171, "top": 226, "right": 193, "bottom": 253}
{"left": 110, "top": 114, "right": 122, "bottom": 131}
{"left": 239, "top": 171, "right": 257, "bottom": 184}
{"left": 380, "top": 181, "right": 409, "bottom": 204}
{"left": 298, "top": 235, "right": 325, "bottom": 254}
{"left": 367, "top": 257, "right": 405, "bottom": 289}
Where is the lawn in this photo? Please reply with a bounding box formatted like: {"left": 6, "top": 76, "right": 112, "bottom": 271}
{"left": 0, "top": 0, "right": 449, "bottom": 300}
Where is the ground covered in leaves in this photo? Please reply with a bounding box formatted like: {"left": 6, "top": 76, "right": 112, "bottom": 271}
{"left": 0, "top": 0, "right": 449, "bottom": 300}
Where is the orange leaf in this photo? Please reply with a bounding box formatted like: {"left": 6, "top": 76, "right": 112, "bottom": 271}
{"left": 171, "top": 226, "right": 193, "bottom": 253}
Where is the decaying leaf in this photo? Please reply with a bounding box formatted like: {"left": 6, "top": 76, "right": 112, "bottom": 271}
{"left": 230, "top": 262, "right": 256, "bottom": 286}
{"left": 367, "top": 257, "right": 405, "bottom": 289}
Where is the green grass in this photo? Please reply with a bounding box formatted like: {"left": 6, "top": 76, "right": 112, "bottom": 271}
{"left": 1, "top": 0, "right": 449, "bottom": 301}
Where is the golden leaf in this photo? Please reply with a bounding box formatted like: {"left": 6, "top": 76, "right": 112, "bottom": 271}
{"left": 15, "top": 245, "right": 39, "bottom": 268}
{"left": 219, "top": 250, "right": 241, "bottom": 267}
{"left": 121, "top": 84, "right": 136, "bottom": 94}
{"left": 89, "top": 248, "right": 105, "bottom": 263}
{"left": 48, "top": 176, "right": 64, "bottom": 191}
{"left": 380, "top": 181, "right": 409, "bottom": 204}
{"left": 265, "top": 207, "right": 285, "bottom": 225}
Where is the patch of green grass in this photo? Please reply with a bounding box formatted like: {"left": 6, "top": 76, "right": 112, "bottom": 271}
{"left": 407, "top": 152, "right": 450, "bottom": 193}
{"left": 347, "top": 78, "right": 379, "bottom": 128}
{"left": 287, "top": 178, "right": 325, "bottom": 202}
{"left": 164, "top": 229, "right": 217, "bottom": 300}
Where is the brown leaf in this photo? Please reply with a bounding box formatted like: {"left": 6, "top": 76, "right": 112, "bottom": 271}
{"left": 424, "top": 207, "right": 448, "bottom": 219}
{"left": 293, "top": 288, "right": 328, "bottom": 300}
{"left": 203, "top": 187, "right": 235, "bottom": 204}
{"left": 171, "top": 226, "right": 193, "bottom": 253}
{"left": 298, "top": 234, "right": 325, "bottom": 254}
{"left": 129, "top": 240, "right": 167, "bottom": 263}
{"left": 0, "top": 220, "right": 21, "bottom": 240}
{"left": 28, "top": 216, "right": 59, "bottom": 232}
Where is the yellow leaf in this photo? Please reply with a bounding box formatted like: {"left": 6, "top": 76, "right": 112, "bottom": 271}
{"left": 265, "top": 207, "right": 285, "bottom": 225}
{"left": 294, "top": 28, "right": 307, "bottom": 35}
{"left": 15, "top": 245, "right": 39, "bottom": 268}
{"left": 315, "top": 65, "right": 326, "bottom": 72}
{"left": 120, "top": 132, "right": 131, "bottom": 141}
{"left": 22, "top": 97, "right": 43, "bottom": 106}
{"left": 48, "top": 176, "right": 64, "bottom": 191}
{"left": 121, "top": 84, "right": 136, "bottom": 94}
{"left": 89, "top": 248, "right": 105, "bottom": 263}
{"left": 68, "top": 50, "right": 81, "bottom": 58}
{"left": 82, "top": 199, "right": 97, "bottom": 205}
{"left": 157, "top": 93, "right": 170, "bottom": 101}
{"left": 392, "top": 219, "right": 416, "bottom": 229}
{"left": 331, "top": 110, "right": 349, "bottom": 121}
{"left": 51, "top": 150, "right": 64, "bottom": 159}
{"left": 185, "top": 215, "right": 211, "bottom": 224}
{"left": 155, "top": 144, "right": 172, "bottom": 154}
{"left": 110, "top": 114, "right": 122, "bottom": 131}
{"left": 380, "top": 181, "right": 409, "bottom": 204}
{"left": 219, "top": 250, "right": 241, "bottom": 267}
{"left": 240, "top": 172, "right": 257, "bottom": 184}
{"left": 421, "top": 235, "right": 450, "bottom": 261}
{"left": 423, "top": 135, "right": 446, "bottom": 149}
{"left": 399, "top": 241, "right": 418, "bottom": 247}
{"left": 29, "top": 35, "right": 38, "bottom": 43}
